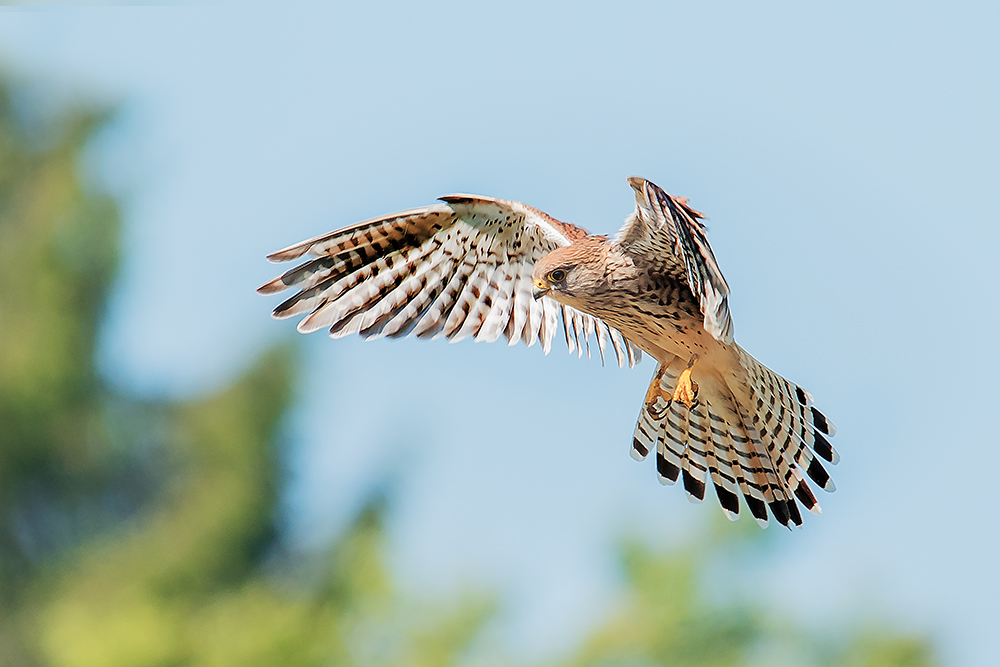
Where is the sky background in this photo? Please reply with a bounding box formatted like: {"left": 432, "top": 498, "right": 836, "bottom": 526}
{"left": 1, "top": 2, "right": 998, "bottom": 665}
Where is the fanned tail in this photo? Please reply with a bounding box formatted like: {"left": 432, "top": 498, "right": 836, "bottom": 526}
{"left": 631, "top": 348, "right": 838, "bottom": 528}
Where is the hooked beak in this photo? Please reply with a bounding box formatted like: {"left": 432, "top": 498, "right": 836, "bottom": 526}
{"left": 532, "top": 279, "right": 550, "bottom": 300}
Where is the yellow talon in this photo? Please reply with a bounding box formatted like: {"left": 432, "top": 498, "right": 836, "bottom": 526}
{"left": 671, "top": 357, "right": 699, "bottom": 409}
{"left": 644, "top": 363, "right": 670, "bottom": 419}
{"left": 645, "top": 356, "right": 700, "bottom": 416}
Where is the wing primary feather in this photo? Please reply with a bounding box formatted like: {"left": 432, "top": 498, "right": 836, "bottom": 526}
{"left": 594, "top": 322, "right": 609, "bottom": 366}
{"left": 561, "top": 305, "right": 577, "bottom": 357}
{"left": 581, "top": 314, "right": 595, "bottom": 360}
{"left": 539, "top": 297, "right": 560, "bottom": 355}
{"left": 476, "top": 264, "right": 517, "bottom": 343}
{"left": 261, "top": 196, "right": 632, "bottom": 362}
{"left": 607, "top": 328, "right": 627, "bottom": 367}
{"left": 450, "top": 261, "right": 503, "bottom": 342}
{"left": 619, "top": 178, "right": 733, "bottom": 344}
{"left": 415, "top": 249, "right": 478, "bottom": 339}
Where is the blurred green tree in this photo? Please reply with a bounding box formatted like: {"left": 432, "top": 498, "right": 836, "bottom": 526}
{"left": 0, "top": 74, "right": 492, "bottom": 667}
{"left": 0, "top": 73, "right": 936, "bottom": 667}
{"left": 0, "top": 74, "right": 120, "bottom": 579}
{"left": 557, "top": 524, "right": 936, "bottom": 667}
{"left": 0, "top": 73, "right": 128, "bottom": 661}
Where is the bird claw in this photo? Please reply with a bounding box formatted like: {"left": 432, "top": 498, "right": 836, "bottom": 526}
{"left": 644, "top": 363, "right": 671, "bottom": 419}
{"left": 646, "top": 399, "right": 670, "bottom": 420}
{"left": 644, "top": 357, "right": 700, "bottom": 417}
{"left": 671, "top": 366, "right": 699, "bottom": 409}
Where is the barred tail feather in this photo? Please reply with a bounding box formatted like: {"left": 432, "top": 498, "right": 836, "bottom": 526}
{"left": 681, "top": 403, "right": 710, "bottom": 503}
{"left": 703, "top": 404, "right": 741, "bottom": 521}
{"left": 630, "top": 350, "right": 838, "bottom": 528}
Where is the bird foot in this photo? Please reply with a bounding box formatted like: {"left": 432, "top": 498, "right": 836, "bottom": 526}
{"left": 645, "top": 357, "right": 700, "bottom": 417}
{"left": 644, "top": 363, "right": 671, "bottom": 420}
{"left": 672, "top": 366, "right": 699, "bottom": 409}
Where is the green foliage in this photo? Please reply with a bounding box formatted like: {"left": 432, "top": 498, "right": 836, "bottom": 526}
{"left": 0, "top": 73, "right": 493, "bottom": 667}
{"left": 0, "top": 76, "right": 122, "bottom": 601}
{"left": 0, "top": 72, "right": 936, "bottom": 667}
{"left": 557, "top": 525, "right": 936, "bottom": 667}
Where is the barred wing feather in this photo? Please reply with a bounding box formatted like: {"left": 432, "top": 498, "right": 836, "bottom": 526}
{"left": 615, "top": 177, "right": 734, "bottom": 344}
{"left": 258, "top": 195, "right": 642, "bottom": 366}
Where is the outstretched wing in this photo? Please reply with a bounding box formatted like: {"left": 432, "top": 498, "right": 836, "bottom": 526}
{"left": 259, "top": 194, "right": 642, "bottom": 366}
{"left": 614, "top": 177, "right": 734, "bottom": 344}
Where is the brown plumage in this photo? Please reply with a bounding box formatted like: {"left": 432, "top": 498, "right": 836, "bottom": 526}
{"left": 259, "top": 177, "right": 838, "bottom": 528}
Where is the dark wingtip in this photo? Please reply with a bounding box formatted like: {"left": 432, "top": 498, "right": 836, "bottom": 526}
{"left": 265, "top": 244, "right": 312, "bottom": 263}
{"left": 438, "top": 193, "right": 490, "bottom": 206}
{"left": 257, "top": 277, "right": 287, "bottom": 295}
{"left": 271, "top": 291, "right": 310, "bottom": 320}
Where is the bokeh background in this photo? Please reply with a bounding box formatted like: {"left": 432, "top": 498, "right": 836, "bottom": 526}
{"left": 0, "top": 2, "right": 997, "bottom": 666}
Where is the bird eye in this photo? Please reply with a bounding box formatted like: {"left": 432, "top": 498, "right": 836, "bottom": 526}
{"left": 548, "top": 269, "right": 567, "bottom": 283}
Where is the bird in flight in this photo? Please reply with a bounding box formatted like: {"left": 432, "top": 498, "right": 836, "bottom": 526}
{"left": 258, "top": 177, "right": 838, "bottom": 528}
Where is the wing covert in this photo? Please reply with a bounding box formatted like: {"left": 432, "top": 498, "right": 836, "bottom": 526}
{"left": 259, "top": 194, "right": 642, "bottom": 366}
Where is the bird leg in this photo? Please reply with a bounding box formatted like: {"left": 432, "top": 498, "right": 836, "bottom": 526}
{"left": 672, "top": 355, "right": 699, "bottom": 409}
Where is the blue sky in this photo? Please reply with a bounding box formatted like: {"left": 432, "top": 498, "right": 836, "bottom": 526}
{"left": 1, "top": 2, "right": 998, "bottom": 664}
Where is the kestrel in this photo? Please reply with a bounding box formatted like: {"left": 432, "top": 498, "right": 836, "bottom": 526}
{"left": 258, "top": 177, "right": 837, "bottom": 527}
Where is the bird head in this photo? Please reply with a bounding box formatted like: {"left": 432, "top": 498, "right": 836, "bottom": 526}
{"left": 531, "top": 239, "right": 607, "bottom": 303}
